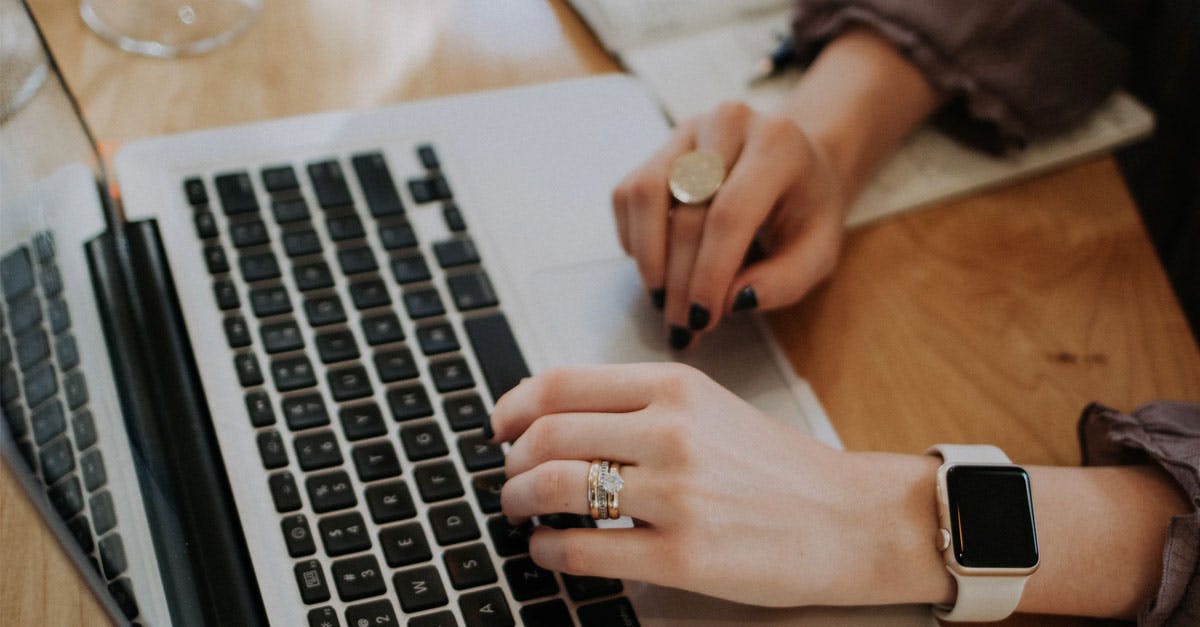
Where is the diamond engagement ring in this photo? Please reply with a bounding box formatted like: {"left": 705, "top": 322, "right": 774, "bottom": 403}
{"left": 668, "top": 149, "right": 725, "bottom": 205}
{"left": 603, "top": 462, "right": 623, "bottom": 519}
{"left": 588, "top": 459, "right": 626, "bottom": 521}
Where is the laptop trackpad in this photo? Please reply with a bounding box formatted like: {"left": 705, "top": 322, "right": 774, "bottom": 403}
{"left": 525, "top": 257, "right": 816, "bottom": 434}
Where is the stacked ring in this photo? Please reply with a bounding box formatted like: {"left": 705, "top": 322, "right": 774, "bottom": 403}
{"left": 587, "top": 459, "right": 626, "bottom": 521}
{"left": 587, "top": 460, "right": 602, "bottom": 520}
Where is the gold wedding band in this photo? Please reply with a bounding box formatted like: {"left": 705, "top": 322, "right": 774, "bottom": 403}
{"left": 587, "top": 460, "right": 601, "bottom": 520}
{"left": 606, "top": 462, "right": 622, "bottom": 519}
{"left": 668, "top": 150, "right": 725, "bottom": 205}
{"left": 587, "top": 459, "right": 627, "bottom": 521}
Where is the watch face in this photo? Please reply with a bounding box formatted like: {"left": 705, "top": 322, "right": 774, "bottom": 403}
{"left": 946, "top": 465, "right": 1038, "bottom": 569}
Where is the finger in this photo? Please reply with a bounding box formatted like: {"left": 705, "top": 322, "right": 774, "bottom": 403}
{"left": 662, "top": 208, "right": 705, "bottom": 349}
{"left": 612, "top": 180, "right": 631, "bottom": 254}
{"left": 490, "top": 364, "right": 663, "bottom": 443}
{"left": 529, "top": 526, "right": 667, "bottom": 583}
{"left": 726, "top": 212, "right": 842, "bottom": 312}
{"left": 502, "top": 460, "right": 664, "bottom": 522}
{"left": 626, "top": 121, "right": 696, "bottom": 295}
{"left": 687, "top": 117, "right": 803, "bottom": 332}
{"left": 503, "top": 410, "right": 658, "bottom": 477}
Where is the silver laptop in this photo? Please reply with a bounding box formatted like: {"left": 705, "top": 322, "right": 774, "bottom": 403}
{"left": 0, "top": 3, "right": 934, "bottom": 625}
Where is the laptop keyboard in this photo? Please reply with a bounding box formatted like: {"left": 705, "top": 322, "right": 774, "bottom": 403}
{"left": 186, "top": 146, "right": 639, "bottom": 627}
{"left": 1, "top": 232, "right": 141, "bottom": 621}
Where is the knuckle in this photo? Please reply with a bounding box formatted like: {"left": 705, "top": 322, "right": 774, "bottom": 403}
{"left": 705, "top": 203, "right": 742, "bottom": 233}
{"left": 627, "top": 173, "right": 662, "bottom": 209}
{"left": 758, "top": 114, "right": 802, "bottom": 141}
{"left": 524, "top": 418, "right": 561, "bottom": 462}
{"left": 713, "top": 100, "right": 752, "bottom": 129}
{"left": 531, "top": 465, "right": 566, "bottom": 508}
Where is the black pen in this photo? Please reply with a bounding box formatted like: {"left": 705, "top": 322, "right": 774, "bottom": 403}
{"left": 748, "top": 34, "right": 796, "bottom": 85}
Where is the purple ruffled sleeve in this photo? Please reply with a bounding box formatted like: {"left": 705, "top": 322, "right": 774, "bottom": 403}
{"left": 791, "top": 0, "right": 1128, "bottom": 150}
{"left": 1079, "top": 401, "right": 1200, "bottom": 626}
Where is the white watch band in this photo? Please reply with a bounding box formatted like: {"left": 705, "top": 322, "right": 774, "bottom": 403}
{"left": 928, "top": 444, "right": 1031, "bottom": 622}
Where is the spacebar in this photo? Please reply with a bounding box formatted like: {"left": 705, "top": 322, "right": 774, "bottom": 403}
{"left": 464, "top": 313, "right": 531, "bottom": 403}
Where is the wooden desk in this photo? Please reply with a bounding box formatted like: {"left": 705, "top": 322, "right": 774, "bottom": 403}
{"left": 5, "top": 1, "right": 1198, "bottom": 625}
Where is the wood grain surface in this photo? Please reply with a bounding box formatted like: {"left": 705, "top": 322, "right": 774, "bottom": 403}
{"left": 4, "top": 1, "right": 1197, "bottom": 626}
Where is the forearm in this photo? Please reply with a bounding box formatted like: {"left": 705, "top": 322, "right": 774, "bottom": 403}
{"left": 778, "top": 26, "right": 940, "bottom": 202}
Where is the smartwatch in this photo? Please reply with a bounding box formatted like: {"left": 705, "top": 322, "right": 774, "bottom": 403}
{"left": 928, "top": 444, "right": 1039, "bottom": 622}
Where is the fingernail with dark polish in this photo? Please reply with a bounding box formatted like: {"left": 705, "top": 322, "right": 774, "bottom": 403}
{"left": 668, "top": 325, "right": 692, "bottom": 350}
{"left": 650, "top": 288, "right": 665, "bottom": 310}
{"left": 687, "top": 303, "right": 710, "bottom": 330}
{"left": 732, "top": 285, "right": 758, "bottom": 312}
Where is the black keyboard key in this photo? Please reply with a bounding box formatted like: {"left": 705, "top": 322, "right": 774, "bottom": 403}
{"left": 394, "top": 565, "right": 449, "bottom": 612}
{"left": 473, "top": 473, "right": 505, "bottom": 514}
{"left": 442, "top": 202, "right": 467, "bottom": 232}
{"left": 234, "top": 353, "right": 264, "bottom": 387}
{"left": 269, "top": 472, "right": 303, "bottom": 512}
{"left": 445, "top": 394, "right": 487, "bottom": 431}
{"left": 108, "top": 577, "right": 140, "bottom": 620}
{"left": 250, "top": 285, "right": 292, "bottom": 316}
{"left": 79, "top": 448, "right": 107, "bottom": 491}
{"left": 284, "top": 230, "right": 323, "bottom": 257}
{"left": 362, "top": 313, "right": 404, "bottom": 346}
{"left": 306, "top": 470, "right": 357, "bottom": 513}
{"left": 282, "top": 514, "right": 317, "bottom": 557}
{"left": 459, "top": 588, "right": 513, "bottom": 627}
{"left": 30, "top": 399, "right": 65, "bottom": 445}
{"left": 194, "top": 212, "right": 218, "bottom": 239}
{"left": 67, "top": 515, "right": 94, "bottom": 553}
{"left": 183, "top": 177, "right": 208, "bottom": 205}
{"left": 0, "top": 367, "right": 16, "bottom": 404}
{"left": 295, "top": 559, "right": 332, "bottom": 604}
{"left": 39, "top": 436, "right": 74, "bottom": 484}
{"left": 448, "top": 271, "right": 498, "bottom": 311}
{"left": 213, "top": 280, "right": 240, "bottom": 310}
{"left": 414, "top": 461, "right": 464, "bottom": 503}
{"left": 379, "top": 521, "right": 431, "bottom": 568}
{"left": 464, "top": 313, "right": 531, "bottom": 404}
{"left": 23, "top": 363, "right": 57, "bottom": 407}
{"left": 375, "top": 347, "right": 418, "bottom": 382}
{"left": 204, "top": 245, "right": 230, "bottom": 274}
{"left": 350, "top": 279, "right": 390, "bottom": 310}
{"left": 429, "top": 501, "right": 480, "bottom": 546}
{"left": 15, "top": 327, "right": 49, "bottom": 370}
{"left": 344, "top": 600, "right": 397, "bottom": 627}
{"left": 214, "top": 172, "right": 259, "bottom": 215}
{"left": 55, "top": 335, "right": 78, "bottom": 372}
{"left": 319, "top": 511, "right": 372, "bottom": 557}
{"left": 329, "top": 365, "right": 372, "bottom": 401}
{"left": 46, "top": 298, "right": 70, "bottom": 333}
{"left": 458, "top": 434, "right": 504, "bottom": 471}
{"left": 308, "top": 160, "right": 353, "bottom": 208}
{"left": 430, "top": 357, "right": 474, "bottom": 393}
{"left": 305, "top": 295, "right": 347, "bottom": 326}
{"left": 338, "top": 247, "right": 378, "bottom": 275}
{"left": 332, "top": 554, "right": 386, "bottom": 601}
{"left": 386, "top": 384, "right": 433, "bottom": 422}
{"left": 272, "top": 355, "right": 317, "bottom": 391}
{"left": 563, "top": 575, "right": 623, "bottom": 602}
{"left": 352, "top": 152, "right": 405, "bottom": 218}
{"left": 417, "top": 322, "right": 460, "bottom": 356}
{"left": 245, "top": 391, "right": 276, "bottom": 426}
{"left": 295, "top": 262, "right": 335, "bottom": 291}
{"left": 257, "top": 430, "right": 289, "bottom": 469}
{"left": 433, "top": 239, "right": 479, "bottom": 269}
{"left": 339, "top": 403, "right": 386, "bottom": 440}
{"left": 282, "top": 393, "right": 329, "bottom": 430}
{"left": 262, "top": 165, "right": 299, "bottom": 192}
{"left": 366, "top": 481, "right": 416, "bottom": 524}
{"left": 294, "top": 430, "right": 343, "bottom": 471}
{"left": 538, "top": 513, "right": 596, "bottom": 530}
{"left": 352, "top": 440, "right": 401, "bottom": 482}
{"left": 3, "top": 402, "right": 26, "bottom": 438}
{"left": 32, "top": 231, "right": 54, "bottom": 261}
{"left": 307, "top": 606, "right": 338, "bottom": 627}
{"left": 72, "top": 410, "right": 97, "bottom": 450}
{"left": 2, "top": 246, "right": 35, "bottom": 300}
{"left": 403, "top": 288, "right": 444, "bottom": 319}
{"left": 409, "top": 610, "right": 457, "bottom": 627}
{"left": 99, "top": 533, "right": 128, "bottom": 579}
{"left": 487, "top": 517, "right": 530, "bottom": 558}
{"left": 327, "top": 214, "right": 366, "bottom": 241}
{"left": 315, "top": 330, "right": 359, "bottom": 365}
{"left": 416, "top": 144, "right": 440, "bottom": 170}
{"left": 40, "top": 263, "right": 63, "bottom": 296}
{"left": 90, "top": 490, "right": 117, "bottom": 534}
{"left": 379, "top": 223, "right": 417, "bottom": 250}
{"left": 261, "top": 319, "right": 304, "bottom": 353}
{"left": 390, "top": 254, "right": 430, "bottom": 284}
{"left": 239, "top": 251, "right": 281, "bottom": 282}
{"left": 63, "top": 370, "right": 88, "bottom": 410}
{"left": 521, "top": 599, "right": 572, "bottom": 627}
{"left": 577, "top": 598, "right": 639, "bottom": 627}
{"left": 231, "top": 219, "right": 270, "bottom": 248}
{"left": 8, "top": 293, "right": 40, "bottom": 333}
{"left": 272, "top": 197, "right": 311, "bottom": 224}
{"left": 222, "top": 316, "right": 251, "bottom": 348}
{"left": 49, "top": 476, "right": 85, "bottom": 518}
{"left": 400, "top": 422, "right": 449, "bottom": 462}
{"left": 504, "top": 556, "right": 559, "bottom": 601}
{"left": 408, "top": 175, "right": 453, "bottom": 204}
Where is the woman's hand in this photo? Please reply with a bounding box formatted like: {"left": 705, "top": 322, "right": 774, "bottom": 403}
{"left": 490, "top": 363, "right": 950, "bottom": 608}
{"left": 612, "top": 103, "right": 847, "bottom": 350}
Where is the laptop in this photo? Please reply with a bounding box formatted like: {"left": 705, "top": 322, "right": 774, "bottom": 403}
{"left": 0, "top": 3, "right": 935, "bottom": 625}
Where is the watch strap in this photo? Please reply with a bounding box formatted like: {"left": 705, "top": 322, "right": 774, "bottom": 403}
{"left": 934, "top": 575, "right": 1028, "bottom": 622}
{"left": 927, "top": 443, "right": 1011, "bottom": 465}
